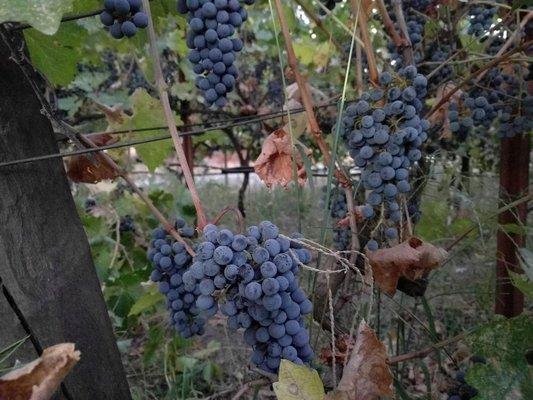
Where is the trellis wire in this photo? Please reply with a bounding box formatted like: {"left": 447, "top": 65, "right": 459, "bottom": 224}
{"left": 0, "top": 99, "right": 343, "bottom": 169}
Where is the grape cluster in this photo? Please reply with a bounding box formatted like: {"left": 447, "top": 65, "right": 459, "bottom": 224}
{"left": 147, "top": 218, "right": 204, "bottom": 338}
{"left": 385, "top": 0, "right": 430, "bottom": 68}
{"left": 342, "top": 66, "right": 429, "bottom": 250}
{"left": 100, "top": 0, "right": 149, "bottom": 39}
{"left": 177, "top": 0, "right": 256, "bottom": 107}
{"left": 318, "top": 0, "right": 344, "bottom": 15}
{"left": 147, "top": 219, "right": 314, "bottom": 372}
{"left": 423, "top": 42, "right": 453, "bottom": 85}
{"left": 446, "top": 357, "right": 486, "bottom": 400}
{"left": 320, "top": 185, "right": 351, "bottom": 251}
{"left": 119, "top": 215, "right": 135, "bottom": 232}
{"left": 467, "top": 4, "right": 497, "bottom": 37}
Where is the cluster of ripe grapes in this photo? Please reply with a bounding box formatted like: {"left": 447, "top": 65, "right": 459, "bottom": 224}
{"left": 100, "top": 0, "right": 149, "bottom": 39}
{"left": 119, "top": 215, "right": 135, "bottom": 232}
{"left": 148, "top": 219, "right": 314, "bottom": 372}
{"left": 342, "top": 66, "right": 429, "bottom": 250}
{"left": 467, "top": 4, "right": 497, "bottom": 37}
{"left": 385, "top": 0, "right": 431, "bottom": 68}
{"left": 320, "top": 185, "right": 351, "bottom": 251}
{"left": 423, "top": 42, "right": 454, "bottom": 85}
{"left": 177, "top": 0, "right": 256, "bottom": 107}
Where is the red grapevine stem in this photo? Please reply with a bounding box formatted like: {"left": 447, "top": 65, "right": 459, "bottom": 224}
{"left": 141, "top": 0, "right": 208, "bottom": 229}
{"left": 349, "top": 0, "right": 379, "bottom": 85}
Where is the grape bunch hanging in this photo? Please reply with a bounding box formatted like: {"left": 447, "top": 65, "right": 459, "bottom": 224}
{"left": 177, "top": 0, "right": 256, "bottom": 107}
{"left": 148, "top": 219, "right": 314, "bottom": 373}
{"left": 342, "top": 66, "right": 429, "bottom": 250}
{"left": 100, "top": 0, "right": 149, "bottom": 39}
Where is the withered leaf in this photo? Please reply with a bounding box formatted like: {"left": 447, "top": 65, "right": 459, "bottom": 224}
{"left": 254, "top": 128, "right": 307, "bottom": 189}
{"left": 0, "top": 343, "right": 80, "bottom": 400}
{"left": 367, "top": 237, "right": 448, "bottom": 295}
{"left": 326, "top": 321, "right": 393, "bottom": 400}
{"left": 66, "top": 133, "right": 119, "bottom": 184}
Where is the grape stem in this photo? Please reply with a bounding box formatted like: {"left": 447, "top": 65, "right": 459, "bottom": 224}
{"left": 79, "top": 135, "right": 196, "bottom": 256}
{"left": 211, "top": 206, "right": 245, "bottom": 234}
{"left": 348, "top": 0, "right": 379, "bottom": 85}
{"left": 140, "top": 0, "right": 208, "bottom": 229}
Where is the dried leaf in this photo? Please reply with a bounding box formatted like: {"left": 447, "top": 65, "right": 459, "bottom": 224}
{"left": 320, "top": 334, "right": 356, "bottom": 365}
{"left": 0, "top": 343, "right": 80, "bottom": 400}
{"left": 66, "top": 133, "right": 119, "bottom": 184}
{"left": 326, "top": 321, "right": 393, "bottom": 400}
{"left": 367, "top": 237, "right": 448, "bottom": 295}
{"left": 254, "top": 128, "right": 307, "bottom": 189}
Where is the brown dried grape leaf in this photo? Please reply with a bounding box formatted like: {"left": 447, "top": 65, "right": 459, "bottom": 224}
{"left": 0, "top": 343, "right": 80, "bottom": 400}
{"left": 66, "top": 133, "right": 119, "bottom": 184}
{"left": 254, "top": 128, "right": 307, "bottom": 189}
{"left": 320, "top": 334, "right": 356, "bottom": 365}
{"left": 326, "top": 322, "right": 393, "bottom": 400}
{"left": 367, "top": 237, "right": 448, "bottom": 295}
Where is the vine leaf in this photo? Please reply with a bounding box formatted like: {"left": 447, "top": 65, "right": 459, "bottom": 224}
{"left": 0, "top": 343, "right": 80, "bottom": 400}
{"left": 0, "top": 0, "right": 74, "bottom": 35}
{"left": 466, "top": 315, "right": 533, "bottom": 399}
{"left": 66, "top": 133, "right": 119, "bottom": 183}
{"left": 273, "top": 360, "right": 325, "bottom": 400}
{"left": 254, "top": 128, "right": 307, "bottom": 189}
{"left": 367, "top": 237, "right": 448, "bottom": 295}
{"left": 325, "top": 321, "right": 393, "bottom": 400}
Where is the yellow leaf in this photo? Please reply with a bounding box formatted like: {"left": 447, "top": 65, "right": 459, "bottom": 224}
{"left": 273, "top": 360, "right": 325, "bottom": 400}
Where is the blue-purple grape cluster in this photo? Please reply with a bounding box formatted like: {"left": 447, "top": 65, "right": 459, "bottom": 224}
{"left": 119, "top": 215, "right": 135, "bottom": 232}
{"left": 147, "top": 219, "right": 314, "bottom": 372}
{"left": 320, "top": 185, "right": 351, "bottom": 251}
{"left": 424, "top": 42, "right": 454, "bottom": 85}
{"left": 100, "top": 0, "right": 149, "bottom": 39}
{"left": 147, "top": 218, "right": 203, "bottom": 338}
{"left": 467, "top": 4, "right": 497, "bottom": 37}
{"left": 177, "top": 0, "right": 256, "bottom": 107}
{"left": 342, "top": 66, "right": 429, "bottom": 250}
{"left": 385, "top": 0, "right": 430, "bottom": 68}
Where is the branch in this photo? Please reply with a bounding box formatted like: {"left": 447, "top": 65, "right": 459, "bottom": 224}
{"left": 376, "top": 0, "right": 407, "bottom": 50}
{"left": 355, "top": 28, "right": 364, "bottom": 96}
{"left": 272, "top": 0, "right": 349, "bottom": 185}
{"left": 141, "top": 0, "right": 207, "bottom": 229}
{"left": 349, "top": 0, "right": 379, "bottom": 85}
{"left": 391, "top": 0, "right": 414, "bottom": 65}
{"left": 388, "top": 333, "right": 466, "bottom": 364}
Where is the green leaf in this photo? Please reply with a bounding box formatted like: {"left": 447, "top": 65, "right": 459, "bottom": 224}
{"left": 24, "top": 23, "right": 90, "bottom": 86}
{"left": 273, "top": 360, "right": 325, "bottom": 400}
{"left": 466, "top": 315, "right": 533, "bottom": 400}
{"left": 128, "top": 287, "right": 164, "bottom": 316}
{"left": 0, "top": 0, "right": 74, "bottom": 35}
{"left": 118, "top": 89, "right": 182, "bottom": 171}
{"left": 509, "top": 271, "right": 533, "bottom": 299}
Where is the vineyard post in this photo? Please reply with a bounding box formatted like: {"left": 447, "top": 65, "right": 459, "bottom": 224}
{"left": 495, "top": 135, "right": 529, "bottom": 317}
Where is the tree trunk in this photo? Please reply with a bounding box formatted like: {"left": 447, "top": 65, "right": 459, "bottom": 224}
{"left": 0, "top": 37, "right": 131, "bottom": 399}
{"left": 495, "top": 135, "right": 530, "bottom": 317}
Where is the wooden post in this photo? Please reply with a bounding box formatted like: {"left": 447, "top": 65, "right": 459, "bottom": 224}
{"left": 0, "top": 37, "right": 131, "bottom": 398}
{"left": 495, "top": 135, "right": 530, "bottom": 317}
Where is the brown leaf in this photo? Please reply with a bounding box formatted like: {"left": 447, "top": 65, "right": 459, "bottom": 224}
{"left": 66, "top": 133, "right": 119, "bottom": 184}
{"left": 0, "top": 343, "right": 80, "bottom": 400}
{"left": 367, "top": 237, "right": 448, "bottom": 295}
{"left": 326, "top": 322, "right": 393, "bottom": 400}
{"left": 254, "top": 128, "right": 307, "bottom": 189}
{"left": 320, "top": 334, "right": 356, "bottom": 365}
